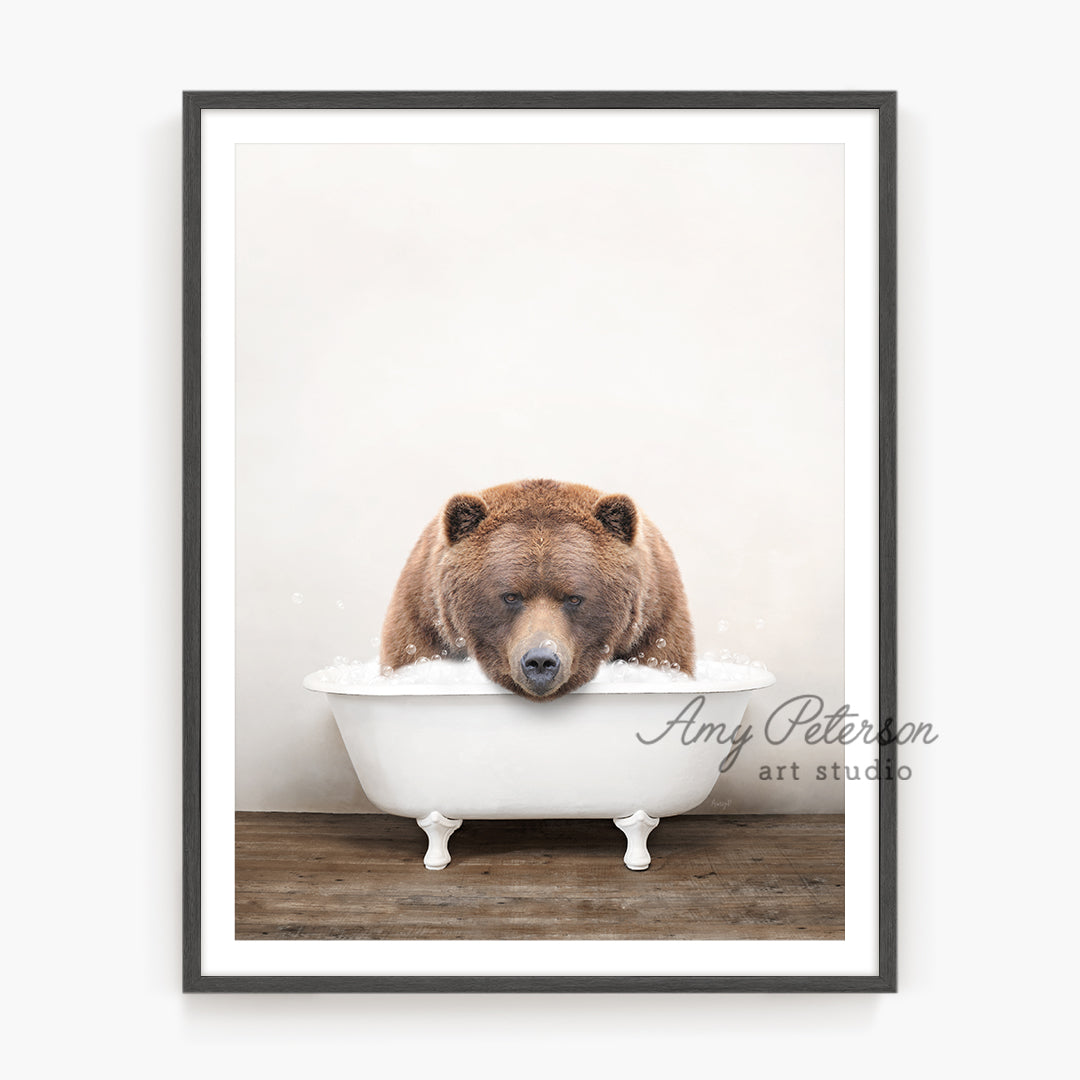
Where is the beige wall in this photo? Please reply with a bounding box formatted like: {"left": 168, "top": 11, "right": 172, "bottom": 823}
{"left": 235, "top": 142, "right": 846, "bottom": 813}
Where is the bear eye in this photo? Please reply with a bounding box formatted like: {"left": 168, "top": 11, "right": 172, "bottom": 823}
{"left": 565, "top": 595, "right": 583, "bottom": 607}
{"left": 502, "top": 593, "right": 521, "bottom": 605}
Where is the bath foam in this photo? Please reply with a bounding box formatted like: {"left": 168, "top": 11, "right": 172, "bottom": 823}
{"left": 305, "top": 656, "right": 772, "bottom": 696}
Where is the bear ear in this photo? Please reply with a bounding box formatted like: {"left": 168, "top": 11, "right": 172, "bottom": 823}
{"left": 593, "top": 494, "right": 637, "bottom": 544}
{"left": 443, "top": 494, "right": 488, "bottom": 544}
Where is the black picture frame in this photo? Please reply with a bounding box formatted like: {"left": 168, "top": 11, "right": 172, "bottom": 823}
{"left": 182, "top": 90, "right": 897, "bottom": 993}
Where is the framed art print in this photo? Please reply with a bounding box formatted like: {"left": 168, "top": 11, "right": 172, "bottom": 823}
{"left": 183, "top": 91, "right": 897, "bottom": 992}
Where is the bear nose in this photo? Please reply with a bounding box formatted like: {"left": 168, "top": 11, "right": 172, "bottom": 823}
{"left": 520, "top": 647, "right": 561, "bottom": 689}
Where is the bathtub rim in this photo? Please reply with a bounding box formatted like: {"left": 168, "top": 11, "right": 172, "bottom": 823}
{"left": 302, "top": 663, "right": 776, "bottom": 697}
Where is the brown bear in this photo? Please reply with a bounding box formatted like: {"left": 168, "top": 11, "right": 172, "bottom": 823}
{"left": 380, "top": 479, "right": 694, "bottom": 700}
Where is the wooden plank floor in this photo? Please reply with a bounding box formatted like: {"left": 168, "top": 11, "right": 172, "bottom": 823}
{"left": 236, "top": 812, "right": 843, "bottom": 941}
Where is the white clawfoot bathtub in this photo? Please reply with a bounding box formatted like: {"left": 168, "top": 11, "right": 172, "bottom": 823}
{"left": 303, "top": 661, "right": 774, "bottom": 870}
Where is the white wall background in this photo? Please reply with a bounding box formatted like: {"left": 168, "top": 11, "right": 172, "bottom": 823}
{"left": 234, "top": 142, "right": 845, "bottom": 813}
{"left": 4, "top": 0, "right": 1077, "bottom": 1075}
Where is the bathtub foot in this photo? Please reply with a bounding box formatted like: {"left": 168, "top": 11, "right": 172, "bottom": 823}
{"left": 614, "top": 810, "right": 660, "bottom": 870}
{"left": 417, "top": 811, "right": 462, "bottom": 870}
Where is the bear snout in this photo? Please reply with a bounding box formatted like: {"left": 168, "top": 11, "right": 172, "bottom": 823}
{"left": 509, "top": 628, "right": 573, "bottom": 698}
{"left": 519, "top": 647, "right": 561, "bottom": 693}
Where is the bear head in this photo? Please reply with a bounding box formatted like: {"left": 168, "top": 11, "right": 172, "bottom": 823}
{"left": 435, "top": 479, "right": 648, "bottom": 701}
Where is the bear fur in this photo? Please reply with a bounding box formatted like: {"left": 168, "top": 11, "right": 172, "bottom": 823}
{"left": 380, "top": 479, "right": 694, "bottom": 700}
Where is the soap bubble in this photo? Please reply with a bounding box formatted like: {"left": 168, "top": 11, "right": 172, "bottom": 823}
{"left": 628, "top": 656, "right": 638, "bottom": 665}
{"left": 405, "top": 643, "right": 417, "bottom": 656}
{"left": 660, "top": 659, "right": 671, "bottom": 671}
{"left": 455, "top": 637, "right": 466, "bottom": 648}
{"left": 381, "top": 665, "right": 393, "bottom": 678}
{"left": 291, "top": 593, "right": 304, "bottom": 605}
{"left": 671, "top": 663, "right": 680, "bottom": 672}
{"left": 336, "top": 600, "right": 345, "bottom": 610}
{"left": 541, "top": 639, "right": 557, "bottom": 651}
{"left": 441, "top": 649, "right": 449, "bottom": 656}
{"left": 716, "top": 619, "right": 728, "bottom": 632}
{"left": 647, "top": 657, "right": 658, "bottom": 668}
{"left": 601, "top": 644, "right": 611, "bottom": 654}
{"left": 418, "top": 656, "right": 429, "bottom": 664}
{"left": 614, "top": 659, "right": 627, "bottom": 669}
{"left": 655, "top": 638, "right": 666, "bottom": 649}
